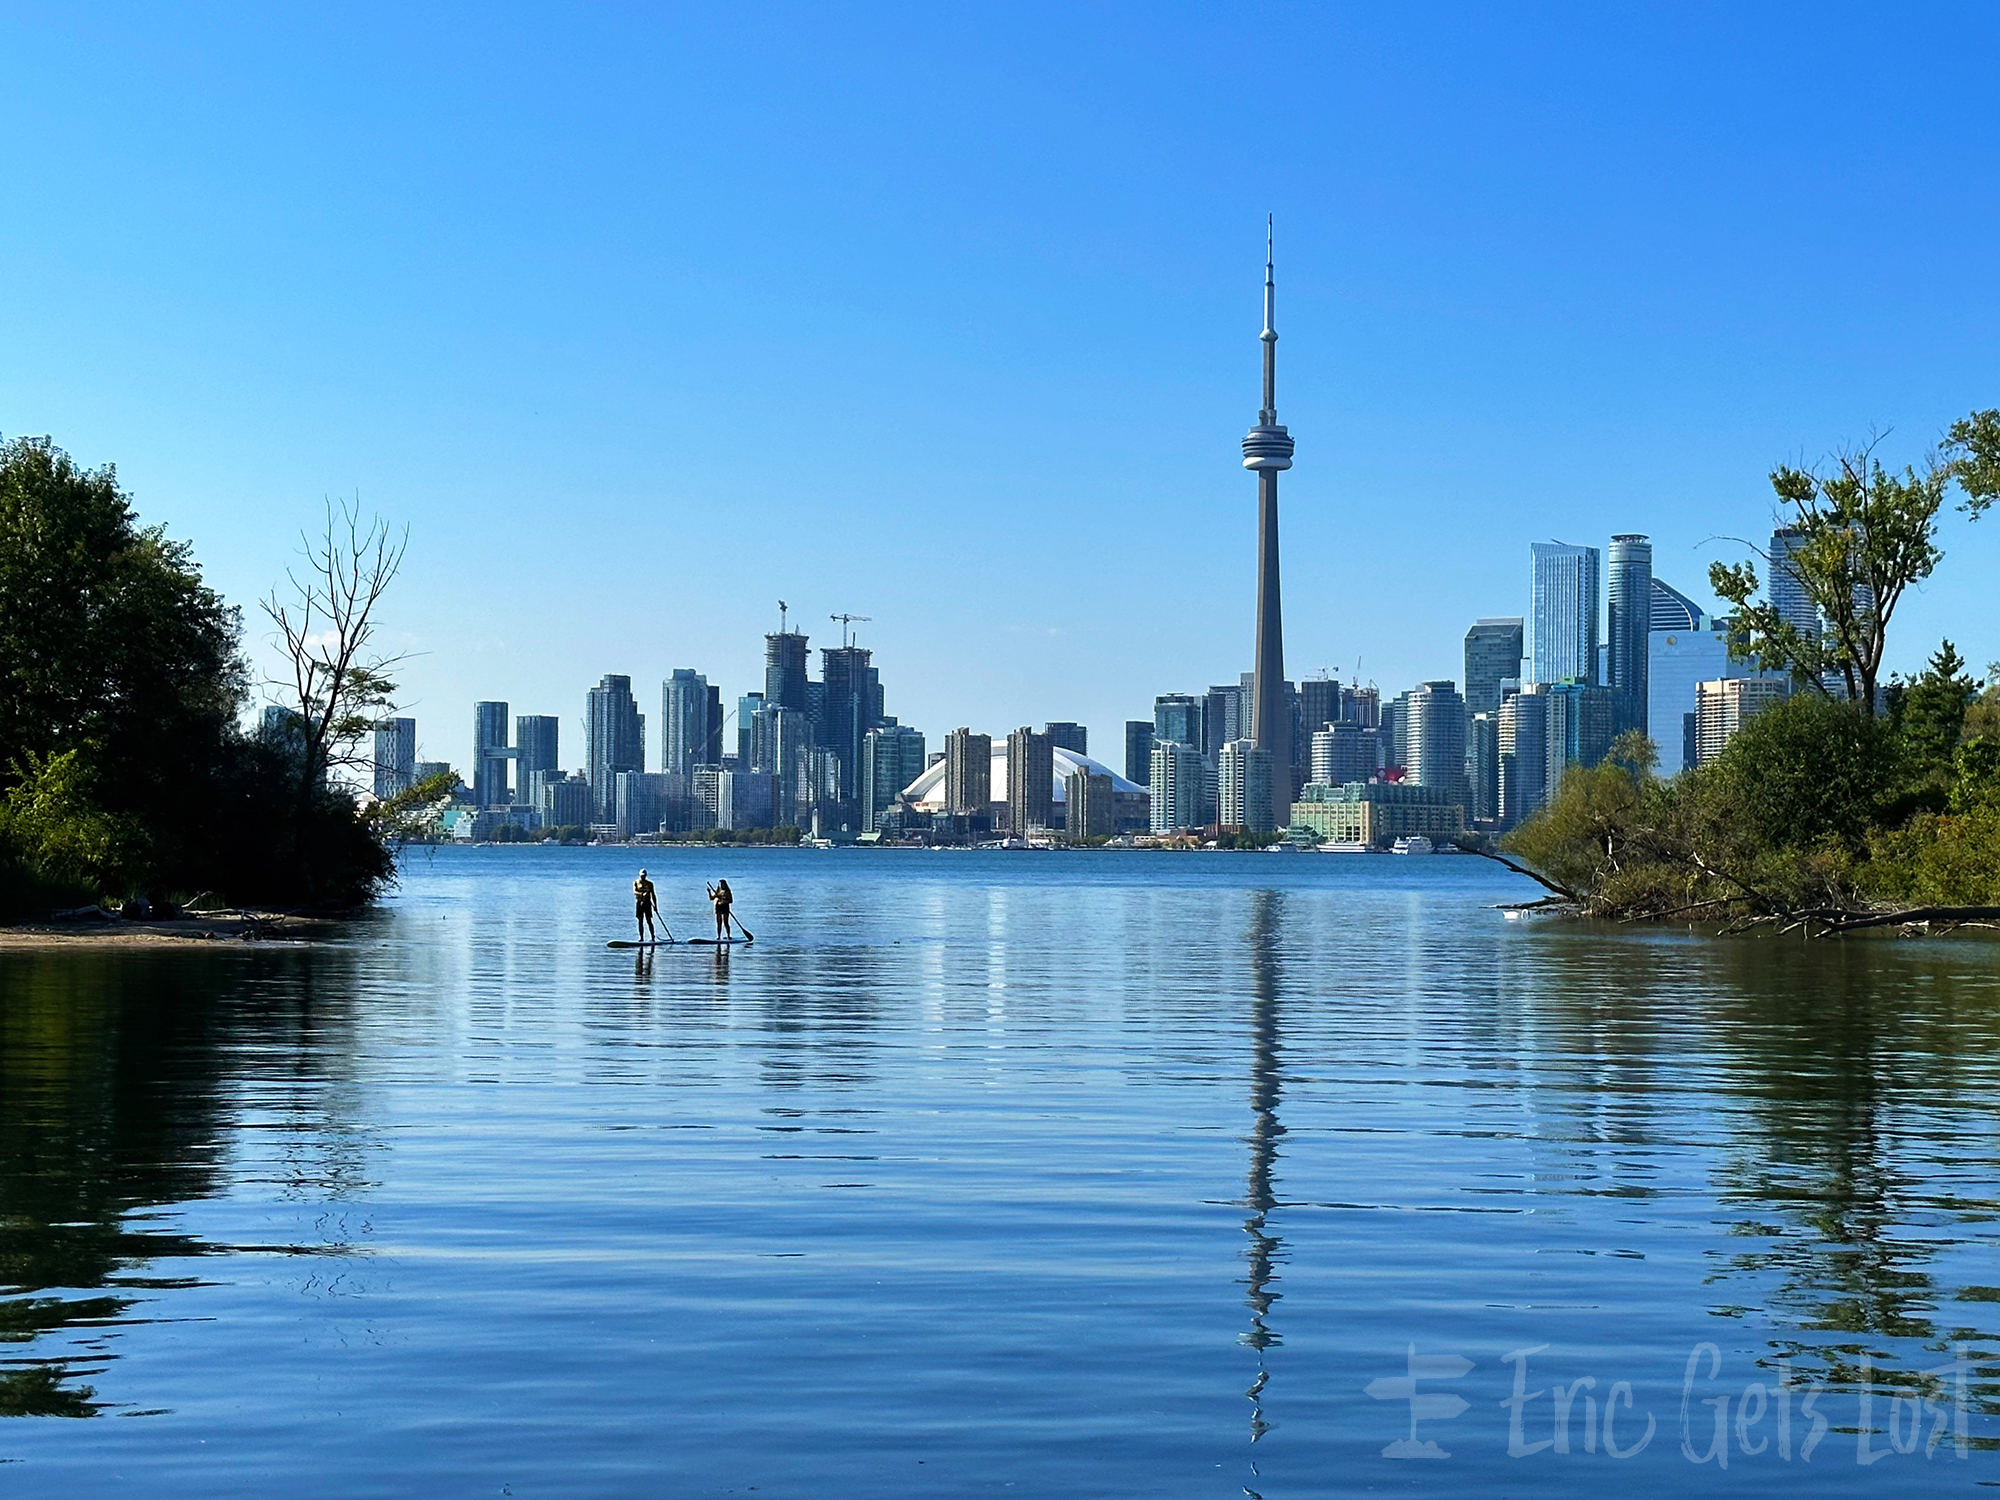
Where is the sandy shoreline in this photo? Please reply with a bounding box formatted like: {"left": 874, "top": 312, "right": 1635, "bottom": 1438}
{"left": 0, "top": 912, "right": 343, "bottom": 949}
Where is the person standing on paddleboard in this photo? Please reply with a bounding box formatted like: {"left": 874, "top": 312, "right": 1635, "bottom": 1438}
{"left": 634, "top": 870, "right": 660, "bottom": 943}
{"left": 707, "top": 878, "right": 733, "bottom": 942}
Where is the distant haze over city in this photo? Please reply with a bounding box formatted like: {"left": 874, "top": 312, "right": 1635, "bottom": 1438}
{"left": 3, "top": 8, "right": 1995, "bottom": 775}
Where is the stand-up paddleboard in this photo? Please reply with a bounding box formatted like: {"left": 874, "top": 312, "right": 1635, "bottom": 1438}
{"left": 607, "top": 936, "right": 753, "bottom": 948}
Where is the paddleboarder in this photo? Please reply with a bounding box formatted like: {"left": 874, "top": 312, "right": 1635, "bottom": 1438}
{"left": 633, "top": 869, "right": 660, "bottom": 944}
{"left": 707, "top": 878, "right": 735, "bottom": 943}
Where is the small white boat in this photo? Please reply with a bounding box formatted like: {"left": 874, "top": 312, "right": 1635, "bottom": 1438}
{"left": 1316, "top": 840, "right": 1371, "bottom": 854}
{"left": 1390, "top": 835, "right": 1436, "bottom": 856}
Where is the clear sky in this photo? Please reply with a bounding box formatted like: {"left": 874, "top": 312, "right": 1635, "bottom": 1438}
{"left": 4, "top": 5, "right": 1997, "bottom": 772}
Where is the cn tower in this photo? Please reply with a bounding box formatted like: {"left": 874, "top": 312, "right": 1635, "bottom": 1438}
{"left": 1241, "top": 218, "right": 1295, "bottom": 830}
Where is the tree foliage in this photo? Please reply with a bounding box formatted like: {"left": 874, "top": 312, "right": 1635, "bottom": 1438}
{"left": 0, "top": 435, "right": 398, "bottom": 914}
{"left": 1708, "top": 410, "right": 1995, "bottom": 715}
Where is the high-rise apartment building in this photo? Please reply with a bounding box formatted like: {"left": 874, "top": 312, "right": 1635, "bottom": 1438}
{"left": 1203, "top": 683, "right": 1246, "bottom": 763}
{"left": 1124, "top": 721, "right": 1155, "bottom": 786}
{"left": 1544, "top": 681, "right": 1615, "bottom": 795}
{"left": 764, "top": 630, "right": 810, "bottom": 714}
{"left": 754, "top": 705, "right": 810, "bottom": 826}
{"left": 1005, "top": 726, "right": 1054, "bottom": 834}
{"left": 861, "top": 726, "right": 927, "bottom": 832}
{"left": 1607, "top": 535, "right": 1653, "bottom": 737}
{"left": 716, "top": 771, "right": 777, "bottom": 831}
{"left": 1696, "top": 678, "right": 1788, "bottom": 766}
{"left": 1043, "top": 721, "right": 1088, "bottom": 756}
{"left": 1149, "top": 739, "right": 1205, "bottom": 833}
{"left": 1463, "top": 619, "right": 1525, "bottom": 718}
{"left": 473, "top": 701, "right": 513, "bottom": 807}
{"left": 615, "top": 771, "right": 680, "bottom": 837}
{"left": 1154, "top": 694, "right": 1205, "bottom": 756}
{"left": 585, "top": 675, "right": 644, "bottom": 824}
{"left": 663, "top": 670, "right": 719, "bottom": 776}
{"left": 1467, "top": 711, "right": 1500, "bottom": 826}
{"left": 539, "top": 772, "right": 593, "bottom": 830}
{"left": 1309, "top": 722, "right": 1379, "bottom": 786}
{"left": 1218, "top": 740, "right": 1275, "bottom": 832}
{"left": 943, "top": 730, "right": 992, "bottom": 818}
{"left": 735, "top": 692, "right": 764, "bottom": 768}
{"left": 1066, "top": 767, "right": 1114, "bottom": 841}
{"left": 819, "top": 645, "right": 882, "bottom": 804}
{"left": 1404, "top": 681, "right": 1469, "bottom": 810}
{"left": 1497, "top": 686, "right": 1549, "bottom": 828}
{"left": 1297, "top": 677, "right": 1340, "bottom": 739}
{"left": 371, "top": 717, "right": 416, "bottom": 799}
{"left": 1528, "top": 542, "right": 1602, "bottom": 686}
{"left": 1346, "top": 684, "right": 1381, "bottom": 729}
{"left": 515, "top": 715, "right": 559, "bottom": 790}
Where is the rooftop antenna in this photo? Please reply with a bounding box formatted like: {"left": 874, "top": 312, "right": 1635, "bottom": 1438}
{"left": 830, "top": 612, "right": 872, "bottom": 648}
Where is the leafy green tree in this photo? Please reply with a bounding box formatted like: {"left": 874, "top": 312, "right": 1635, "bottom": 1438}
{"left": 1709, "top": 409, "right": 1996, "bottom": 715}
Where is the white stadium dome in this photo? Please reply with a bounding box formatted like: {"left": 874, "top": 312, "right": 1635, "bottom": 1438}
{"left": 900, "top": 745, "right": 1145, "bottom": 810}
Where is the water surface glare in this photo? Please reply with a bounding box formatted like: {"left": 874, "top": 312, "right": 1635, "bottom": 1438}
{"left": 1, "top": 847, "right": 1996, "bottom": 1496}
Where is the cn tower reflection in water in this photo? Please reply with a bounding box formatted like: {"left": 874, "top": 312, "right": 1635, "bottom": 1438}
{"left": 1240, "top": 889, "right": 1287, "bottom": 1486}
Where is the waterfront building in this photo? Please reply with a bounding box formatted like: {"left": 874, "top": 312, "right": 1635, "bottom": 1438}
{"left": 1544, "top": 681, "right": 1615, "bottom": 794}
{"left": 861, "top": 726, "right": 927, "bottom": 832}
{"left": 1608, "top": 534, "right": 1653, "bottom": 737}
{"left": 1289, "top": 780, "right": 1464, "bottom": 848}
{"left": 735, "top": 692, "right": 764, "bottom": 768}
{"left": 1005, "top": 726, "right": 1055, "bottom": 833}
{"left": 585, "top": 675, "right": 644, "bottom": 824}
{"left": 902, "top": 746, "right": 1148, "bottom": 833}
{"left": 473, "top": 700, "right": 513, "bottom": 807}
{"left": 1403, "top": 680, "right": 1469, "bottom": 810}
{"left": 1124, "top": 721, "right": 1155, "bottom": 786}
{"left": 1241, "top": 220, "right": 1298, "bottom": 832}
{"left": 1218, "top": 739, "right": 1274, "bottom": 832}
{"left": 1044, "top": 722, "right": 1088, "bottom": 756}
{"left": 1696, "top": 678, "right": 1789, "bottom": 765}
{"left": 1498, "top": 685, "right": 1549, "bottom": 827}
{"left": 615, "top": 770, "right": 681, "bottom": 837}
{"left": 371, "top": 717, "right": 416, "bottom": 799}
{"left": 1310, "top": 721, "right": 1380, "bottom": 785}
{"left": 1528, "top": 541, "right": 1601, "bottom": 686}
{"left": 663, "top": 670, "right": 721, "bottom": 776}
{"left": 1462, "top": 619, "right": 1525, "bottom": 718}
{"left": 944, "top": 729, "right": 992, "bottom": 817}
{"left": 819, "top": 644, "right": 882, "bottom": 804}
{"left": 717, "top": 770, "right": 777, "bottom": 831}
{"left": 764, "top": 629, "right": 809, "bottom": 714}
{"left": 1149, "top": 740, "right": 1205, "bottom": 833}
{"left": 515, "top": 715, "right": 559, "bottom": 793}
{"left": 539, "top": 772, "right": 593, "bottom": 830}
{"left": 1066, "top": 767, "right": 1114, "bottom": 841}
{"left": 691, "top": 767, "right": 722, "bottom": 831}
{"left": 1154, "top": 694, "right": 1204, "bottom": 757}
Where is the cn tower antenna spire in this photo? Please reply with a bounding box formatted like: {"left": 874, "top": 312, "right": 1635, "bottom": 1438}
{"left": 1261, "top": 215, "right": 1278, "bottom": 424}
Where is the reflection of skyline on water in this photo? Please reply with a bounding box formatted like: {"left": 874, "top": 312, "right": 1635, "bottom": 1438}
{"left": 1, "top": 849, "right": 1996, "bottom": 1490}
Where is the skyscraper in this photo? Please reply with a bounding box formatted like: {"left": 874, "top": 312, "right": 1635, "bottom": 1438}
{"left": 1124, "top": 721, "right": 1155, "bottom": 786}
{"left": 1528, "top": 542, "right": 1601, "bottom": 686}
{"left": 1242, "top": 220, "right": 1297, "bottom": 833}
{"left": 1769, "top": 526, "right": 1820, "bottom": 655}
{"left": 735, "top": 692, "right": 764, "bottom": 768}
{"left": 1005, "top": 726, "right": 1054, "bottom": 834}
{"left": 1544, "top": 681, "right": 1615, "bottom": 793}
{"left": 943, "top": 729, "right": 992, "bottom": 818}
{"left": 1218, "top": 739, "right": 1275, "bottom": 833}
{"left": 515, "top": 714, "right": 559, "bottom": 789}
{"left": 819, "top": 644, "right": 881, "bottom": 804}
{"left": 1462, "top": 618, "right": 1524, "bottom": 718}
{"left": 1498, "top": 686, "right": 1549, "bottom": 828}
{"left": 371, "top": 717, "right": 416, "bottom": 799}
{"left": 1297, "top": 677, "right": 1341, "bottom": 740}
{"left": 473, "top": 701, "right": 512, "bottom": 807}
{"left": 861, "top": 725, "right": 927, "bottom": 832}
{"left": 1607, "top": 534, "right": 1653, "bottom": 737}
{"left": 1149, "top": 739, "right": 1205, "bottom": 833}
{"left": 1204, "top": 683, "right": 1246, "bottom": 764}
{"left": 764, "top": 628, "right": 810, "bottom": 713}
{"left": 1467, "top": 711, "right": 1500, "bottom": 827}
{"left": 1154, "top": 693, "right": 1205, "bottom": 754}
{"left": 663, "top": 669, "right": 717, "bottom": 776}
{"left": 1043, "top": 721, "right": 1088, "bottom": 756}
{"left": 585, "top": 675, "right": 643, "bottom": 824}
{"left": 1404, "top": 681, "right": 1469, "bottom": 810}
{"left": 1065, "top": 766, "right": 1114, "bottom": 842}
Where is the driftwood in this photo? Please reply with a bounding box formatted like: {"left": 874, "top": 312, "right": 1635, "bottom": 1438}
{"left": 1455, "top": 843, "right": 1585, "bottom": 905}
{"left": 1809, "top": 904, "right": 2000, "bottom": 935}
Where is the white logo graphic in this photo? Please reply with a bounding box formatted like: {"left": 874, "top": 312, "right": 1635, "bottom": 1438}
{"left": 1366, "top": 1344, "right": 1474, "bottom": 1458}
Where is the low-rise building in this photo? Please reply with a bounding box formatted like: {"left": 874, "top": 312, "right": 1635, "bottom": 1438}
{"left": 1288, "top": 780, "right": 1465, "bottom": 849}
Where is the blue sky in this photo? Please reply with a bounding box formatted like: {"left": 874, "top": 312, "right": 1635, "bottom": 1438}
{"left": 4, "top": 4, "right": 1997, "bottom": 771}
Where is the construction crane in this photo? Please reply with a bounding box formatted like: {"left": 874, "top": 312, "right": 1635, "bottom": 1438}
{"left": 776, "top": 600, "right": 789, "bottom": 635}
{"left": 830, "top": 612, "right": 872, "bottom": 648}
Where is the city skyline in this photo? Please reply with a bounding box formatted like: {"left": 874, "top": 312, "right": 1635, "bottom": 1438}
{"left": 6, "top": 8, "right": 1996, "bottom": 760}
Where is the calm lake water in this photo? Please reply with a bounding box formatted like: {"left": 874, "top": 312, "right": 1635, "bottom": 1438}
{"left": 1, "top": 847, "right": 1995, "bottom": 1496}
